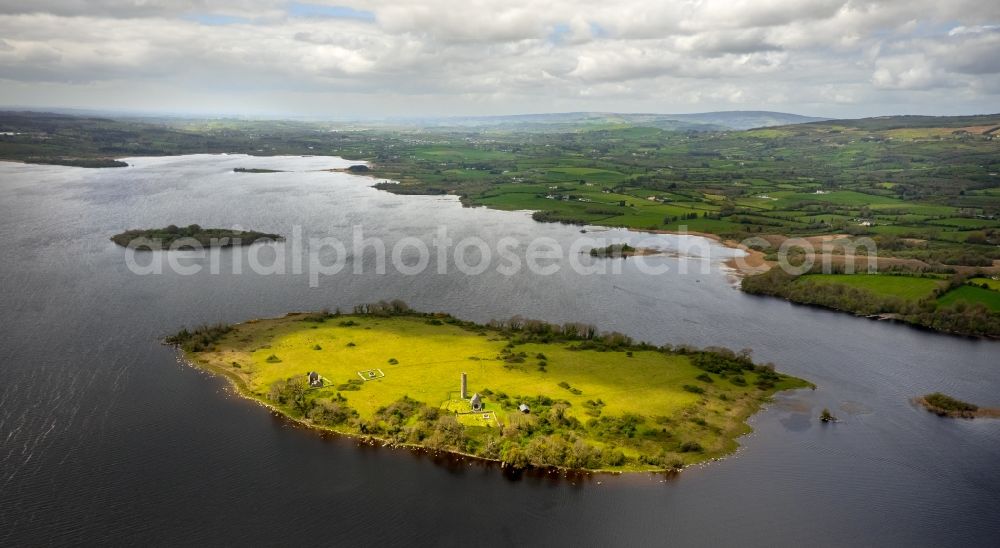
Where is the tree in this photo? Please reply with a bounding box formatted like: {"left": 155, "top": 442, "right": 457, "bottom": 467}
{"left": 426, "top": 415, "right": 466, "bottom": 450}
{"left": 268, "top": 376, "right": 310, "bottom": 415}
{"left": 308, "top": 399, "right": 356, "bottom": 425}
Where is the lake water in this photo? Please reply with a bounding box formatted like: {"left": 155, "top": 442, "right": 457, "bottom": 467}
{"left": 1, "top": 155, "right": 998, "bottom": 546}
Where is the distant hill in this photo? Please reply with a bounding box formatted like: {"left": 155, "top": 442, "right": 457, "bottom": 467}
{"left": 0, "top": 108, "right": 829, "bottom": 133}
{"left": 794, "top": 113, "right": 1000, "bottom": 132}
{"left": 659, "top": 111, "right": 829, "bottom": 130}
{"left": 384, "top": 112, "right": 715, "bottom": 132}
{"left": 380, "top": 110, "right": 827, "bottom": 132}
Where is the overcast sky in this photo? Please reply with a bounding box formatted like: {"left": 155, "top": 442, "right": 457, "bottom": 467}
{"left": 0, "top": 1, "right": 998, "bottom": 119}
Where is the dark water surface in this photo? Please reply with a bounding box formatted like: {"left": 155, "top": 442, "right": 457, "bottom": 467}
{"left": 1, "top": 155, "right": 998, "bottom": 546}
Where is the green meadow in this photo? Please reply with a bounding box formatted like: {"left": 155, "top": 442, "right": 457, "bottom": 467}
{"left": 744, "top": 269, "right": 1000, "bottom": 337}
{"left": 797, "top": 273, "right": 1000, "bottom": 313}
{"left": 799, "top": 274, "right": 944, "bottom": 301}
{"left": 968, "top": 277, "right": 1000, "bottom": 291}
{"left": 938, "top": 285, "right": 1000, "bottom": 313}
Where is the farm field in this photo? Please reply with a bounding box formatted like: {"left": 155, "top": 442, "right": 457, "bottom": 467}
{"left": 743, "top": 269, "right": 1000, "bottom": 337}
{"left": 938, "top": 285, "right": 1000, "bottom": 313}
{"left": 799, "top": 273, "right": 944, "bottom": 301}
{"left": 968, "top": 277, "right": 1000, "bottom": 291}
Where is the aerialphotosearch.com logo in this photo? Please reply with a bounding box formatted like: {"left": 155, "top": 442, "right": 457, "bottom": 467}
{"left": 123, "top": 225, "right": 879, "bottom": 287}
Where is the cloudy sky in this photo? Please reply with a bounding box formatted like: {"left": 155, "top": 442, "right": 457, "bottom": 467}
{"left": 1, "top": 0, "right": 998, "bottom": 118}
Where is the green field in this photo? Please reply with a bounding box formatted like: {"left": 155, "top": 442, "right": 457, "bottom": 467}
{"left": 772, "top": 190, "right": 903, "bottom": 208}
{"left": 968, "top": 277, "right": 1000, "bottom": 291}
{"left": 938, "top": 285, "right": 1000, "bottom": 312}
{"left": 177, "top": 311, "right": 809, "bottom": 472}
{"left": 744, "top": 268, "right": 1000, "bottom": 337}
{"left": 798, "top": 274, "right": 943, "bottom": 301}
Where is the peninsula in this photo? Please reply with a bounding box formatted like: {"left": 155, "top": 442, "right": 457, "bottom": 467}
{"left": 742, "top": 269, "right": 1000, "bottom": 338}
{"left": 170, "top": 302, "right": 811, "bottom": 472}
{"left": 111, "top": 224, "right": 282, "bottom": 250}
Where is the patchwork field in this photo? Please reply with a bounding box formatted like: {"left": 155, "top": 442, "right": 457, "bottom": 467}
{"left": 176, "top": 311, "right": 810, "bottom": 472}
{"left": 799, "top": 273, "right": 944, "bottom": 301}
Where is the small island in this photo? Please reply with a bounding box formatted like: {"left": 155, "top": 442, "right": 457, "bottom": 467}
{"left": 111, "top": 224, "right": 282, "bottom": 250}
{"left": 329, "top": 164, "right": 374, "bottom": 175}
{"left": 25, "top": 157, "right": 128, "bottom": 168}
{"left": 820, "top": 408, "right": 837, "bottom": 422}
{"left": 588, "top": 243, "right": 659, "bottom": 258}
{"left": 233, "top": 167, "right": 284, "bottom": 173}
{"left": 170, "top": 302, "right": 811, "bottom": 472}
{"left": 916, "top": 392, "right": 1000, "bottom": 419}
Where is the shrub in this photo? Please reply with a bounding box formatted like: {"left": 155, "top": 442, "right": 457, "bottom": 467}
{"left": 336, "top": 379, "right": 364, "bottom": 391}
{"left": 682, "top": 384, "right": 705, "bottom": 394}
{"left": 308, "top": 399, "right": 357, "bottom": 426}
{"left": 265, "top": 354, "right": 281, "bottom": 363}
{"left": 166, "top": 322, "right": 232, "bottom": 352}
{"left": 679, "top": 441, "right": 703, "bottom": 453}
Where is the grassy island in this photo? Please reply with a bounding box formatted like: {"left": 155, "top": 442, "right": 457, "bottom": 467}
{"left": 588, "top": 243, "right": 659, "bottom": 258}
{"left": 24, "top": 157, "right": 128, "bottom": 168}
{"left": 170, "top": 303, "right": 811, "bottom": 472}
{"left": 233, "top": 167, "right": 284, "bottom": 173}
{"left": 917, "top": 393, "right": 1000, "bottom": 419}
{"left": 111, "top": 224, "right": 281, "bottom": 250}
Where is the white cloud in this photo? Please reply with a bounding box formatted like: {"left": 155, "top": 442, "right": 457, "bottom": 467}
{"left": 0, "top": 1, "right": 997, "bottom": 116}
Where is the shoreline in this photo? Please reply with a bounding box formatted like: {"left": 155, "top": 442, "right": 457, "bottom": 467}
{"left": 643, "top": 228, "right": 771, "bottom": 277}
{"left": 183, "top": 351, "right": 639, "bottom": 476}
{"left": 347, "top": 165, "right": 770, "bottom": 277}
{"left": 176, "top": 346, "right": 653, "bottom": 475}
